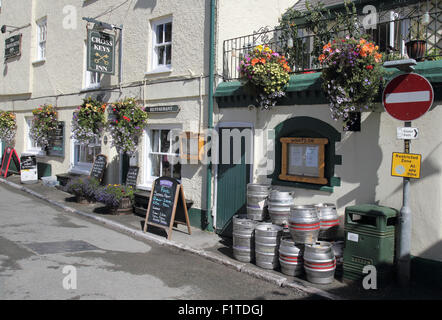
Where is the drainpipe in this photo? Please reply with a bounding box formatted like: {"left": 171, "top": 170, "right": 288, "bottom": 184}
{"left": 206, "top": 0, "right": 216, "bottom": 232}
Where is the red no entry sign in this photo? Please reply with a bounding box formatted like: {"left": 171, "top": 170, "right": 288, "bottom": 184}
{"left": 383, "top": 73, "right": 434, "bottom": 121}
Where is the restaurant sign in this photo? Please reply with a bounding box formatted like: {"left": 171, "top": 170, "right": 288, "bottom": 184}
{"left": 5, "top": 34, "right": 22, "bottom": 60}
{"left": 145, "top": 105, "right": 180, "bottom": 113}
{"left": 87, "top": 29, "right": 115, "bottom": 75}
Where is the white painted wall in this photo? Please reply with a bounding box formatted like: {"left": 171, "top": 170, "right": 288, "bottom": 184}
{"left": 215, "top": 103, "right": 442, "bottom": 262}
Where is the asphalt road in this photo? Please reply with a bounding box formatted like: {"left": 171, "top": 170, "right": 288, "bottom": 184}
{"left": 0, "top": 183, "right": 314, "bottom": 300}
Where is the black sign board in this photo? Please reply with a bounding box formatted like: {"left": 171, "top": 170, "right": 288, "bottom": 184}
{"left": 143, "top": 177, "right": 191, "bottom": 240}
{"left": 5, "top": 34, "right": 22, "bottom": 60}
{"left": 20, "top": 155, "right": 38, "bottom": 183}
{"left": 87, "top": 29, "right": 115, "bottom": 75}
{"left": 125, "top": 166, "right": 139, "bottom": 189}
{"left": 0, "top": 147, "right": 20, "bottom": 178}
{"left": 90, "top": 154, "right": 107, "bottom": 182}
{"left": 145, "top": 105, "right": 180, "bottom": 113}
{"left": 47, "top": 121, "right": 65, "bottom": 157}
{"left": 20, "top": 155, "right": 37, "bottom": 170}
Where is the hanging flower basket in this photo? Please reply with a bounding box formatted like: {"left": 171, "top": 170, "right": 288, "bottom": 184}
{"left": 106, "top": 98, "right": 149, "bottom": 155}
{"left": 239, "top": 45, "right": 291, "bottom": 109}
{"left": 72, "top": 98, "right": 106, "bottom": 145}
{"left": 0, "top": 110, "right": 17, "bottom": 145}
{"left": 319, "top": 37, "right": 384, "bottom": 131}
{"left": 30, "top": 104, "right": 58, "bottom": 149}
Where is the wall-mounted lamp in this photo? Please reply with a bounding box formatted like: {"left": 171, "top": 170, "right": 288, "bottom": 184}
{"left": 1, "top": 25, "right": 20, "bottom": 34}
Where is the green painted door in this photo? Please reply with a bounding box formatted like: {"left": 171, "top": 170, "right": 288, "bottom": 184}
{"left": 216, "top": 127, "right": 251, "bottom": 237}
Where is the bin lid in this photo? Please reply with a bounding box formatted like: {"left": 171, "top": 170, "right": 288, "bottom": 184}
{"left": 345, "top": 204, "right": 398, "bottom": 218}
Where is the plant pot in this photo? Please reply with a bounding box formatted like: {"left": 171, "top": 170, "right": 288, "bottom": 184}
{"left": 109, "top": 197, "right": 133, "bottom": 216}
{"left": 405, "top": 40, "right": 426, "bottom": 62}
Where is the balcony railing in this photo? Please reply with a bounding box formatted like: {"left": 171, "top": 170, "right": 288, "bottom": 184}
{"left": 222, "top": 9, "right": 442, "bottom": 81}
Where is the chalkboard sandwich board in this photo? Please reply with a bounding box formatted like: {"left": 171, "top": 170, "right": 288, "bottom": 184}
{"left": 90, "top": 154, "right": 107, "bottom": 182}
{"left": 143, "top": 177, "right": 192, "bottom": 240}
{"left": 125, "top": 166, "right": 139, "bottom": 189}
{"left": 0, "top": 147, "right": 20, "bottom": 178}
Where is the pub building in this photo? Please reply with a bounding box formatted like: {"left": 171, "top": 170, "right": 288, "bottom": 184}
{"left": 0, "top": 0, "right": 441, "bottom": 288}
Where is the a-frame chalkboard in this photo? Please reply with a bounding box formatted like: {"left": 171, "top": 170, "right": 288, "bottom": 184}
{"left": 143, "top": 176, "right": 191, "bottom": 240}
{"left": 90, "top": 154, "right": 107, "bottom": 182}
{"left": 0, "top": 147, "right": 20, "bottom": 178}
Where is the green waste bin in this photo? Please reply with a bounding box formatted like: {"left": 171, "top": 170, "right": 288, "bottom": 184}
{"left": 343, "top": 204, "right": 398, "bottom": 287}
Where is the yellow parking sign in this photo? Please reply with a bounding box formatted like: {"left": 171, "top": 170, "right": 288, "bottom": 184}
{"left": 391, "top": 153, "right": 422, "bottom": 179}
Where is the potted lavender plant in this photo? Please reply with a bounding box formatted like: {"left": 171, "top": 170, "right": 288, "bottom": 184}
{"left": 94, "top": 184, "right": 134, "bottom": 215}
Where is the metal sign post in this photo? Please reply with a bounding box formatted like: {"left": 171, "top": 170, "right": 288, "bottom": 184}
{"left": 383, "top": 63, "right": 434, "bottom": 287}
{"left": 398, "top": 121, "right": 412, "bottom": 286}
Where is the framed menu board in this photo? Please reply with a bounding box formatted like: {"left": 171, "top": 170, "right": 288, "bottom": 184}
{"left": 279, "top": 137, "right": 329, "bottom": 185}
{"left": 143, "top": 176, "right": 191, "bottom": 240}
{"left": 47, "top": 121, "right": 65, "bottom": 157}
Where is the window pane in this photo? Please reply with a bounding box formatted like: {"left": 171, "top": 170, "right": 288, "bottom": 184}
{"left": 166, "top": 45, "right": 172, "bottom": 65}
{"left": 160, "top": 130, "right": 170, "bottom": 153}
{"left": 157, "top": 46, "right": 165, "bottom": 65}
{"left": 172, "top": 158, "right": 181, "bottom": 180}
{"left": 165, "top": 23, "right": 172, "bottom": 42}
{"left": 151, "top": 130, "right": 159, "bottom": 152}
{"left": 150, "top": 154, "right": 160, "bottom": 177}
{"left": 156, "top": 24, "right": 164, "bottom": 44}
{"left": 161, "top": 155, "right": 172, "bottom": 178}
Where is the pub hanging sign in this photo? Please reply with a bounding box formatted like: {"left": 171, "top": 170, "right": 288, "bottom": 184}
{"left": 87, "top": 29, "right": 115, "bottom": 75}
{"left": 5, "top": 34, "right": 22, "bottom": 60}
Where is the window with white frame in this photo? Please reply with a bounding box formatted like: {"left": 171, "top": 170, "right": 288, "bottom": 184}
{"left": 151, "top": 18, "right": 172, "bottom": 71}
{"left": 83, "top": 42, "right": 101, "bottom": 89}
{"left": 71, "top": 137, "right": 101, "bottom": 174}
{"left": 25, "top": 117, "right": 43, "bottom": 154}
{"left": 144, "top": 128, "right": 181, "bottom": 186}
{"left": 36, "top": 18, "right": 47, "bottom": 61}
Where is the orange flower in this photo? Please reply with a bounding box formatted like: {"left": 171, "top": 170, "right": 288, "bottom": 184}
{"left": 251, "top": 58, "right": 259, "bottom": 66}
{"left": 260, "top": 58, "right": 266, "bottom": 64}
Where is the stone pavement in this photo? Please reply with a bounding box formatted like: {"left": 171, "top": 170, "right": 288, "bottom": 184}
{"left": 0, "top": 174, "right": 437, "bottom": 300}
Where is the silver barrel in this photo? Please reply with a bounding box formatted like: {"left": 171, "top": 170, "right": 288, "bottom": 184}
{"left": 304, "top": 241, "right": 336, "bottom": 284}
{"left": 288, "top": 205, "right": 320, "bottom": 245}
{"left": 268, "top": 190, "right": 294, "bottom": 226}
{"left": 315, "top": 203, "right": 339, "bottom": 241}
{"left": 255, "top": 223, "right": 283, "bottom": 270}
{"left": 278, "top": 237, "right": 304, "bottom": 277}
{"left": 232, "top": 215, "right": 257, "bottom": 263}
{"left": 247, "top": 184, "right": 271, "bottom": 221}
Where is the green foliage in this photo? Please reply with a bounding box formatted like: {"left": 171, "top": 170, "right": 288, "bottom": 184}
{"left": 278, "top": 0, "right": 362, "bottom": 70}
{"left": 0, "top": 111, "right": 17, "bottom": 143}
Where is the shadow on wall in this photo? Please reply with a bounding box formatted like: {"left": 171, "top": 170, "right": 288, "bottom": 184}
{"left": 134, "top": 0, "right": 157, "bottom": 11}
{"left": 336, "top": 112, "right": 383, "bottom": 209}
{"left": 104, "top": 154, "right": 121, "bottom": 185}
